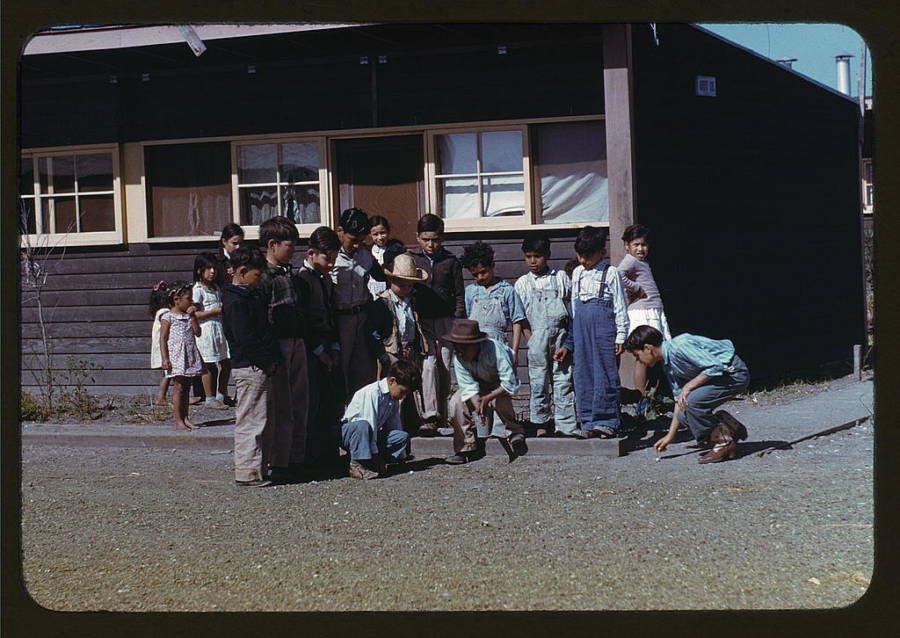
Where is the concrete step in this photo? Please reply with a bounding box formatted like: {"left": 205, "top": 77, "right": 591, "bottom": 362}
{"left": 21, "top": 424, "right": 622, "bottom": 457}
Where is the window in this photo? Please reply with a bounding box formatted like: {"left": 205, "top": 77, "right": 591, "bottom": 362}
{"left": 862, "top": 159, "right": 873, "bottom": 213}
{"left": 431, "top": 128, "right": 527, "bottom": 221}
{"left": 19, "top": 146, "right": 122, "bottom": 245}
{"left": 144, "top": 142, "right": 232, "bottom": 238}
{"left": 235, "top": 140, "right": 325, "bottom": 226}
{"left": 533, "top": 120, "right": 608, "bottom": 224}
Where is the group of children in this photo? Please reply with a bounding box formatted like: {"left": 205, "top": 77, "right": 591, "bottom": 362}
{"left": 149, "top": 210, "right": 752, "bottom": 485}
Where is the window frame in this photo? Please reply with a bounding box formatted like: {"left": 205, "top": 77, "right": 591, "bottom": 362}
{"left": 18, "top": 143, "right": 124, "bottom": 247}
{"left": 128, "top": 115, "right": 606, "bottom": 244}
{"left": 232, "top": 136, "right": 330, "bottom": 239}
{"left": 426, "top": 124, "right": 532, "bottom": 230}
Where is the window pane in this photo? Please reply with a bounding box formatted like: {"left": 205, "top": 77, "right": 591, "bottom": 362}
{"left": 437, "top": 177, "right": 479, "bottom": 220}
{"left": 48, "top": 197, "right": 77, "bottom": 233}
{"left": 79, "top": 195, "right": 116, "bottom": 232}
{"left": 436, "top": 133, "right": 477, "bottom": 175}
{"left": 534, "top": 120, "right": 608, "bottom": 224}
{"left": 39, "top": 156, "right": 76, "bottom": 193}
{"left": 20, "top": 157, "right": 34, "bottom": 195}
{"left": 239, "top": 186, "right": 279, "bottom": 226}
{"left": 145, "top": 142, "right": 232, "bottom": 237}
{"left": 282, "top": 185, "right": 320, "bottom": 224}
{"left": 19, "top": 198, "right": 36, "bottom": 234}
{"left": 238, "top": 144, "right": 277, "bottom": 184}
{"left": 483, "top": 175, "right": 525, "bottom": 217}
{"left": 481, "top": 130, "right": 523, "bottom": 173}
{"left": 76, "top": 153, "right": 114, "bottom": 192}
{"left": 281, "top": 143, "right": 320, "bottom": 183}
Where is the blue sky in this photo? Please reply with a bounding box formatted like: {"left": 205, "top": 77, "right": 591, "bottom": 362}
{"left": 699, "top": 23, "right": 873, "bottom": 97}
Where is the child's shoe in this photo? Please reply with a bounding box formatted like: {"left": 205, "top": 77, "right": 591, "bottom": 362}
{"left": 235, "top": 478, "right": 273, "bottom": 487}
{"left": 348, "top": 460, "right": 379, "bottom": 480}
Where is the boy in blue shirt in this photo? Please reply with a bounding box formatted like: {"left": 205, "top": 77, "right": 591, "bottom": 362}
{"left": 340, "top": 359, "right": 421, "bottom": 480}
{"left": 442, "top": 319, "right": 527, "bottom": 464}
{"left": 623, "top": 325, "right": 750, "bottom": 464}
{"left": 460, "top": 241, "right": 526, "bottom": 438}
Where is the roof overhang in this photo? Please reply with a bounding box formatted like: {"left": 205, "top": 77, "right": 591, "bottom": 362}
{"left": 23, "top": 23, "right": 362, "bottom": 56}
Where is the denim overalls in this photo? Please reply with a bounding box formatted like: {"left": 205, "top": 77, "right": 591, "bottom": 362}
{"left": 469, "top": 286, "right": 512, "bottom": 437}
{"left": 526, "top": 276, "right": 576, "bottom": 433}
{"left": 572, "top": 260, "right": 621, "bottom": 432}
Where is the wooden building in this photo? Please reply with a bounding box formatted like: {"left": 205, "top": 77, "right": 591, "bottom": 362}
{"left": 19, "top": 23, "right": 865, "bottom": 395}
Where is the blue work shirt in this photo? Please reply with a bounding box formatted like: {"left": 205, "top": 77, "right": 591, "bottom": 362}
{"left": 464, "top": 279, "right": 526, "bottom": 325}
{"left": 662, "top": 333, "right": 739, "bottom": 396}
{"left": 453, "top": 338, "right": 520, "bottom": 402}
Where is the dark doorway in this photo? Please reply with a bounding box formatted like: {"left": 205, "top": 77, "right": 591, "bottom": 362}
{"left": 334, "top": 134, "right": 424, "bottom": 245}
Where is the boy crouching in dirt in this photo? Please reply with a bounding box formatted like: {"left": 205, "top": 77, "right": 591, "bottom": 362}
{"left": 623, "top": 325, "right": 750, "bottom": 464}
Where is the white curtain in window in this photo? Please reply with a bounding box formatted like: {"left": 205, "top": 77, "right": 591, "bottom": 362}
{"left": 536, "top": 121, "right": 609, "bottom": 224}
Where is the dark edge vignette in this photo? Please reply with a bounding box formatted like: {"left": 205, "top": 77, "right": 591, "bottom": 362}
{"left": 3, "top": 1, "right": 898, "bottom": 637}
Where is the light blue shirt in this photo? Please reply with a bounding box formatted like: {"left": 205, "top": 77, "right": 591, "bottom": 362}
{"left": 342, "top": 378, "right": 402, "bottom": 434}
{"left": 464, "top": 279, "right": 526, "bottom": 324}
{"left": 662, "top": 333, "right": 738, "bottom": 396}
{"left": 453, "top": 338, "right": 520, "bottom": 402}
{"left": 570, "top": 261, "right": 630, "bottom": 343}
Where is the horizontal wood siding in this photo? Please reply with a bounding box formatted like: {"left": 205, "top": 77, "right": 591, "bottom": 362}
{"left": 20, "top": 229, "right": 590, "bottom": 396}
{"left": 630, "top": 24, "right": 866, "bottom": 383}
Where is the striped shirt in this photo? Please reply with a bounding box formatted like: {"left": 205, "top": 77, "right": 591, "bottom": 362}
{"left": 513, "top": 268, "right": 571, "bottom": 321}
{"left": 570, "top": 261, "right": 630, "bottom": 343}
{"left": 661, "top": 333, "right": 739, "bottom": 396}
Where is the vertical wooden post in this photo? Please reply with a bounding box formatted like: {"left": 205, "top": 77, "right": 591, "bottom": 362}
{"left": 603, "top": 24, "right": 638, "bottom": 389}
{"left": 854, "top": 344, "right": 862, "bottom": 380}
{"left": 602, "top": 23, "right": 636, "bottom": 266}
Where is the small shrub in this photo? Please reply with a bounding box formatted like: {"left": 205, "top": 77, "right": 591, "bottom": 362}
{"left": 21, "top": 391, "right": 50, "bottom": 422}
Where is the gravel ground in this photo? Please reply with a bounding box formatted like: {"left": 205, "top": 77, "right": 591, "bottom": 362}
{"left": 20, "top": 380, "right": 874, "bottom": 612}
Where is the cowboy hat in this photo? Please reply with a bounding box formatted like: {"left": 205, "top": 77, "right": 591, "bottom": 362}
{"left": 442, "top": 318, "right": 489, "bottom": 344}
{"left": 383, "top": 253, "right": 429, "bottom": 283}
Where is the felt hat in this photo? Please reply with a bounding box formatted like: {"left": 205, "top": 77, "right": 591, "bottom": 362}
{"left": 383, "top": 253, "right": 429, "bottom": 283}
{"left": 441, "top": 318, "right": 489, "bottom": 344}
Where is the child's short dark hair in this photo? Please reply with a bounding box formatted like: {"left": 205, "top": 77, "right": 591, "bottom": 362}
{"left": 259, "top": 216, "right": 300, "bottom": 246}
{"left": 193, "top": 252, "right": 220, "bottom": 282}
{"left": 309, "top": 226, "right": 341, "bottom": 253}
{"left": 220, "top": 222, "right": 245, "bottom": 242}
{"left": 369, "top": 215, "right": 391, "bottom": 231}
{"left": 149, "top": 281, "right": 170, "bottom": 315}
{"left": 563, "top": 258, "right": 580, "bottom": 279}
{"left": 521, "top": 235, "right": 551, "bottom": 257}
{"left": 622, "top": 224, "right": 649, "bottom": 243}
{"left": 339, "top": 208, "right": 371, "bottom": 236}
{"left": 229, "top": 246, "right": 267, "bottom": 272}
{"left": 460, "top": 241, "right": 494, "bottom": 269}
{"left": 574, "top": 226, "right": 608, "bottom": 257}
{"left": 417, "top": 214, "right": 444, "bottom": 235}
{"left": 389, "top": 358, "right": 421, "bottom": 392}
{"left": 623, "top": 325, "right": 664, "bottom": 352}
{"left": 166, "top": 280, "right": 193, "bottom": 306}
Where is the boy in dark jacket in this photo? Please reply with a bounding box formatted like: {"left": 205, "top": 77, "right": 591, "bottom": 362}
{"left": 408, "top": 214, "right": 465, "bottom": 435}
{"left": 222, "top": 247, "right": 281, "bottom": 487}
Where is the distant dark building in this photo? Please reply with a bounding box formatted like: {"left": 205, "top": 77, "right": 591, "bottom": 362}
{"left": 18, "top": 23, "right": 865, "bottom": 394}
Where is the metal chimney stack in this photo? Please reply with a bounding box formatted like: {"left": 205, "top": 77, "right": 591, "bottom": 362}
{"left": 835, "top": 52, "right": 853, "bottom": 95}
{"left": 776, "top": 57, "right": 797, "bottom": 69}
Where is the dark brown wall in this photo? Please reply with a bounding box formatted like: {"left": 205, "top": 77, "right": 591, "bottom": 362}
{"left": 630, "top": 24, "right": 866, "bottom": 383}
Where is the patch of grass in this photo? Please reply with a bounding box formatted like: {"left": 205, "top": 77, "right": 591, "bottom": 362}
{"left": 122, "top": 396, "right": 171, "bottom": 423}
{"left": 21, "top": 391, "right": 51, "bottom": 421}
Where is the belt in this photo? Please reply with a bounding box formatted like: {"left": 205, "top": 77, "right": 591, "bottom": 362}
{"left": 335, "top": 304, "right": 367, "bottom": 315}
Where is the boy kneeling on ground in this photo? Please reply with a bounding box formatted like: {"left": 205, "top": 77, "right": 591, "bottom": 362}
{"left": 340, "top": 359, "right": 421, "bottom": 480}
{"left": 623, "top": 325, "right": 750, "bottom": 464}
{"left": 443, "top": 318, "right": 527, "bottom": 464}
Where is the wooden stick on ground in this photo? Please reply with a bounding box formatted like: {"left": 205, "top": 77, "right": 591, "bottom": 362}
{"left": 756, "top": 416, "right": 870, "bottom": 457}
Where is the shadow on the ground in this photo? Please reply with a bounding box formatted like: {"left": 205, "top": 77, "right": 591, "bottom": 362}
{"left": 733, "top": 440, "right": 791, "bottom": 459}
{"left": 383, "top": 456, "right": 445, "bottom": 476}
{"left": 195, "top": 417, "right": 236, "bottom": 427}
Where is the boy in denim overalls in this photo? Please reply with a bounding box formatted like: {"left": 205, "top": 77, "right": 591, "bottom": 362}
{"left": 559, "top": 227, "right": 630, "bottom": 438}
{"left": 460, "top": 241, "right": 526, "bottom": 437}
{"left": 514, "top": 236, "right": 576, "bottom": 437}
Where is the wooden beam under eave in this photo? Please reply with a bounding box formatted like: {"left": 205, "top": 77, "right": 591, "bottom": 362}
{"left": 602, "top": 23, "right": 636, "bottom": 266}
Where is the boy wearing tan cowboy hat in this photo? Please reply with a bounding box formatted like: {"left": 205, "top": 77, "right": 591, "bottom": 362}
{"left": 442, "top": 318, "right": 527, "bottom": 463}
{"left": 368, "top": 252, "right": 431, "bottom": 436}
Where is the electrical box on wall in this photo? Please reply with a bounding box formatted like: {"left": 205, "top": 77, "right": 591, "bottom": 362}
{"left": 695, "top": 75, "right": 717, "bottom": 96}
